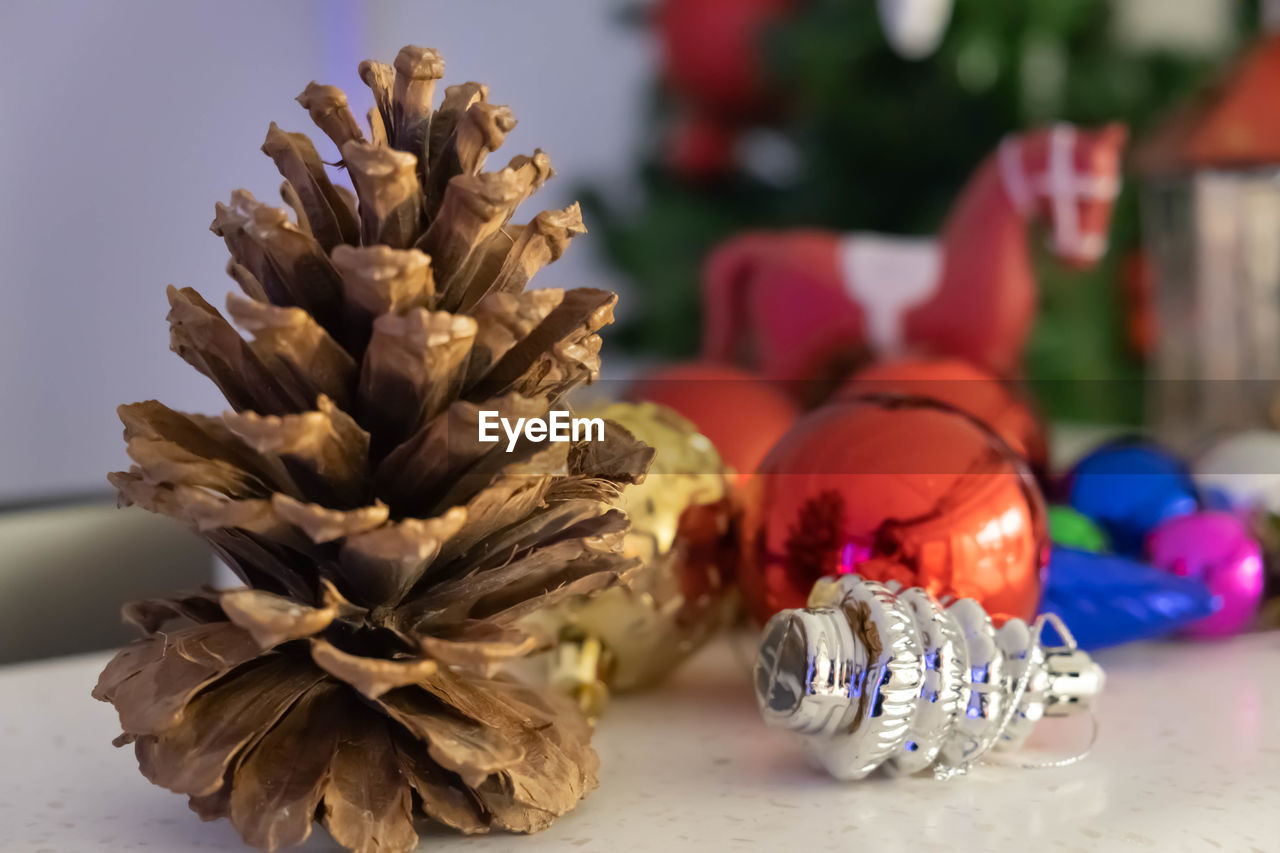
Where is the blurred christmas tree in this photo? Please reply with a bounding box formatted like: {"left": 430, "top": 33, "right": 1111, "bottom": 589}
{"left": 583, "top": 0, "right": 1260, "bottom": 422}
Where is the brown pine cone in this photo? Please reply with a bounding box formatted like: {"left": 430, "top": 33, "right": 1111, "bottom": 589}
{"left": 93, "top": 44, "right": 653, "bottom": 853}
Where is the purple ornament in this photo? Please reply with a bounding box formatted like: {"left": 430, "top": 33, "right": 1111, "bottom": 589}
{"left": 1146, "top": 511, "right": 1264, "bottom": 638}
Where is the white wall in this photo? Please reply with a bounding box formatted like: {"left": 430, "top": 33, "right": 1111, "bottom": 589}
{"left": 0, "top": 0, "right": 652, "bottom": 502}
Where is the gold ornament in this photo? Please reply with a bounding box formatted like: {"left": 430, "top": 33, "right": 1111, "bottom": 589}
{"left": 535, "top": 401, "right": 735, "bottom": 715}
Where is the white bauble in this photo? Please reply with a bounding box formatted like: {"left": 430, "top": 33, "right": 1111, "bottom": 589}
{"left": 1195, "top": 430, "right": 1280, "bottom": 514}
{"left": 877, "top": 0, "right": 954, "bottom": 59}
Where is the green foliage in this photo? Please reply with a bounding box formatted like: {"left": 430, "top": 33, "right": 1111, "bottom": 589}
{"left": 584, "top": 0, "right": 1257, "bottom": 422}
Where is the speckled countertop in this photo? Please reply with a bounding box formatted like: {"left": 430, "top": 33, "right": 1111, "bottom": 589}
{"left": 1, "top": 632, "right": 1276, "bottom": 852}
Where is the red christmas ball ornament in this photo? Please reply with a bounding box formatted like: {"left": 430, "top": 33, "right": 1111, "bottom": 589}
{"left": 628, "top": 362, "right": 799, "bottom": 481}
{"left": 667, "top": 113, "right": 739, "bottom": 178}
{"left": 838, "top": 357, "right": 1048, "bottom": 474}
{"left": 654, "top": 0, "right": 795, "bottom": 121}
{"left": 738, "top": 395, "right": 1047, "bottom": 625}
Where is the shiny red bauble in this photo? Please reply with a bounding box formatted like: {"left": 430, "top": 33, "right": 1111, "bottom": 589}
{"left": 628, "top": 362, "right": 799, "bottom": 481}
{"left": 838, "top": 357, "right": 1048, "bottom": 474}
{"left": 737, "top": 395, "right": 1048, "bottom": 625}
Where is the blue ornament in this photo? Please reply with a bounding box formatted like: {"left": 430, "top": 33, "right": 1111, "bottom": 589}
{"left": 1064, "top": 439, "right": 1198, "bottom": 555}
{"left": 1039, "top": 546, "right": 1218, "bottom": 649}
{"left": 1199, "top": 485, "right": 1237, "bottom": 513}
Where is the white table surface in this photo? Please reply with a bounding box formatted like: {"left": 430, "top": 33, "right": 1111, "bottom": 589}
{"left": 2, "top": 632, "right": 1277, "bottom": 853}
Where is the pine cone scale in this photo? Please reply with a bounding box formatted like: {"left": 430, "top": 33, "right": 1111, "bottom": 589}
{"left": 321, "top": 712, "right": 418, "bottom": 853}
{"left": 226, "top": 681, "right": 349, "bottom": 852}
{"left": 219, "top": 586, "right": 340, "bottom": 648}
{"left": 94, "top": 622, "right": 263, "bottom": 735}
{"left": 309, "top": 638, "right": 438, "bottom": 699}
{"left": 337, "top": 507, "right": 468, "bottom": 606}
{"left": 134, "top": 655, "right": 326, "bottom": 798}
{"left": 379, "top": 687, "right": 526, "bottom": 787}
{"left": 392, "top": 728, "right": 489, "bottom": 834}
{"left": 261, "top": 122, "right": 358, "bottom": 252}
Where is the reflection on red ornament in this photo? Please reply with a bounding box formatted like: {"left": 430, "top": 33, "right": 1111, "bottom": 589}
{"left": 673, "top": 497, "right": 738, "bottom": 614}
{"left": 737, "top": 396, "right": 1047, "bottom": 625}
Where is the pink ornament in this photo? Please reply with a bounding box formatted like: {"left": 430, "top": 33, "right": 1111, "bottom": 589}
{"left": 1146, "top": 511, "right": 1264, "bottom": 638}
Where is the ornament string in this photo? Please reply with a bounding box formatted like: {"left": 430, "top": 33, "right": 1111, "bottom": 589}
{"left": 984, "top": 714, "right": 1099, "bottom": 771}
{"left": 978, "top": 612, "right": 1099, "bottom": 772}
{"left": 931, "top": 627, "right": 1039, "bottom": 777}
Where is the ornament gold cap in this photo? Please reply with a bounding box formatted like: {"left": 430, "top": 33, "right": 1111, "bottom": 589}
{"left": 548, "top": 628, "right": 615, "bottom": 722}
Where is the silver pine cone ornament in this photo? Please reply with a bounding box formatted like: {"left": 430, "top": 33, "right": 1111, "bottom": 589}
{"left": 93, "top": 44, "right": 655, "bottom": 852}
{"left": 754, "top": 570, "right": 1103, "bottom": 780}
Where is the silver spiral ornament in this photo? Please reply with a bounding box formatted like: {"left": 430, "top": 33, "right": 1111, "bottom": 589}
{"left": 754, "top": 574, "right": 1103, "bottom": 780}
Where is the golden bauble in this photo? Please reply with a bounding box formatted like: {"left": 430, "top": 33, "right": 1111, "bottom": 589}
{"left": 534, "top": 401, "right": 736, "bottom": 710}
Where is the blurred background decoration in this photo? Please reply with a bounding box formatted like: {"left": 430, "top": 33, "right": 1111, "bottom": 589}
{"left": 691, "top": 121, "right": 1129, "bottom": 403}
{"left": 3, "top": 0, "right": 1271, "bottom": 505}
{"left": 1135, "top": 22, "right": 1280, "bottom": 445}
{"left": 584, "top": 0, "right": 1265, "bottom": 424}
